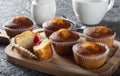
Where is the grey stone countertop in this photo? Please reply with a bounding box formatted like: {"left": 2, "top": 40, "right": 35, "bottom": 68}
{"left": 0, "top": 0, "right": 120, "bottom": 76}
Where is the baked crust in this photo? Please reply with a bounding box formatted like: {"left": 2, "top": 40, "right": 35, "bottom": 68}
{"left": 43, "top": 18, "right": 71, "bottom": 31}
{"left": 75, "top": 42, "right": 106, "bottom": 57}
{"left": 5, "top": 16, "right": 33, "bottom": 29}
{"left": 84, "top": 26, "right": 114, "bottom": 38}
{"left": 49, "top": 29, "right": 80, "bottom": 42}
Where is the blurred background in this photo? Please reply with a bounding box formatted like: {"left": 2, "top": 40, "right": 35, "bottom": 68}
{"left": 0, "top": 0, "right": 120, "bottom": 76}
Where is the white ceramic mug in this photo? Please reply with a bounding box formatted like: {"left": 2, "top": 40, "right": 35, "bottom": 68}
{"left": 72, "top": 0, "right": 114, "bottom": 25}
{"left": 31, "top": 0, "right": 56, "bottom": 25}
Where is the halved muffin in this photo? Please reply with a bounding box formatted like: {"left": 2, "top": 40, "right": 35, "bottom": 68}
{"left": 14, "top": 31, "right": 37, "bottom": 52}
{"left": 12, "top": 31, "right": 53, "bottom": 61}
{"left": 13, "top": 31, "right": 38, "bottom": 59}
{"left": 33, "top": 38, "right": 53, "bottom": 61}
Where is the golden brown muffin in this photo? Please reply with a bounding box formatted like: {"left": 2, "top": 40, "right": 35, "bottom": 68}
{"left": 84, "top": 26, "right": 116, "bottom": 48}
{"left": 73, "top": 42, "right": 109, "bottom": 69}
{"left": 76, "top": 42, "right": 106, "bottom": 56}
{"left": 49, "top": 29, "right": 80, "bottom": 55}
{"left": 4, "top": 16, "right": 34, "bottom": 38}
{"left": 42, "top": 18, "right": 72, "bottom": 38}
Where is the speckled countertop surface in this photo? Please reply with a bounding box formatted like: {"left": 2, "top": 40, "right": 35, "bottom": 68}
{"left": 0, "top": 0, "right": 120, "bottom": 76}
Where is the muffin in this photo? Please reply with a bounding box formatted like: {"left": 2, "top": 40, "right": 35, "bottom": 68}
{"left": 42, "top": 17, "right": 72, "bottom": 38}
{"left": 4, "top": 16, "right": 34, "bottom": 38}
{"left": 13, "top": 31, "right": 53, "bottom": 61}
{"left": 12, "top": 31, "right": 39, "bottom": 59}
{"left": 14, "top": 31, "right": 37, "bottom": 52}
{"left": 72, "top": 42, "right": 109, "bottom": 69}
{"left": 33, "top": 36, "right": 53, "bottom": 61}
{"left": 49, "top": 29, "right": 80, "bottom": 55}
{"left": 83, "top": 26, "right": 116, "bottom": 48}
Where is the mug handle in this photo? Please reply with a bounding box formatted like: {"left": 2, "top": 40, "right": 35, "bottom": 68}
{"left": 106, "top": 0, "right": 114, "bottom": 12}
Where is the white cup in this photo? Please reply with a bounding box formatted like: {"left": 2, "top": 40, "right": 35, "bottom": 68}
{"left": 72, "top": 0, "right": 114, "bottom": 25}
{"left": 31, "top": 0, "right": 56, "bottom": 25}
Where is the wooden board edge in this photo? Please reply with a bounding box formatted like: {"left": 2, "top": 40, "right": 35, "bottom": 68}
{"left": 5, "top": 45, "right": 97, "bottom": 76}
{"left": 90, "top": 40, "right": 120, "bottom": 76}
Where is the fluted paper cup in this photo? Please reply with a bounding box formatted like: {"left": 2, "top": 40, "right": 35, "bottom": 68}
{"left": 72, "top": 43, "right": 109, "bottom": 69}
{"left": 11, "top": 38, "right": 37, "bottom": 59}
{"left": 50, "top": 34, "right": 81, "bottom": 56}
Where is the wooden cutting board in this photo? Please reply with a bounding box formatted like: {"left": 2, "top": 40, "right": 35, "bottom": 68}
{"left": 5, "top": 29, "right": 120, "bottom": 76}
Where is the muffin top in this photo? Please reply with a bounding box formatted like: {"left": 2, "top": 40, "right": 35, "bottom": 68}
{"left": 84, "top": 26, "right": 115, "bottom": 38}
{"left": 5, "top": 16, "right": 33, "bottom": 29}
{"left": 43, "top": 18, "right": 71, "bottom": 31}
{"left": 49, "top": 29, "right": 80, "bottom": 42}
{"left": 75, "top": 42, "right": 106, "bottom": 57}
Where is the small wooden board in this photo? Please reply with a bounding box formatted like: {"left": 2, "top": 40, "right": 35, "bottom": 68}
{"left": 4, "top": 29, "right": 120, "bottom": 76}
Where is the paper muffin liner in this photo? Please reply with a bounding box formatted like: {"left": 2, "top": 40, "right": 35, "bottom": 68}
{"left": 50, "top": 34, "right": 81, "bottom": 55}
{"left": 72, "top": 43, "right": 109, "bottom": 69}
{"left": 3, "top": 19, "right": 35, "bottom": 38}
{"left": 11, "top": 38, "right": 37, "bottom": 59}
{"left": 42, "top": 27, "right": 54, "bottom": 38}
{"left": 84, "top": 31, "right": 116, "bottom": 48}
{"left": 4, "top": 25, "right": 35, "bottom": 38}
{"left": 42, "top": 20, "right": 73, "bottom": 38}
